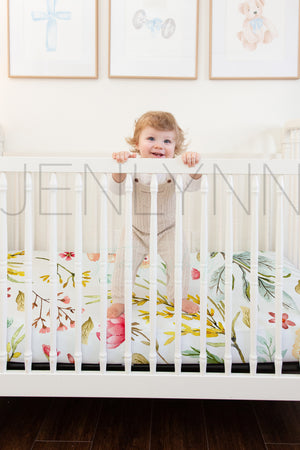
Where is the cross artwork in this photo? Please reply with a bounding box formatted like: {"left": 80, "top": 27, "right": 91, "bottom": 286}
{"left": 31, "top": 0, "right": 72, "bottom": 52}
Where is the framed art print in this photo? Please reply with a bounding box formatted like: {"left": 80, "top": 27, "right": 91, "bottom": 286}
{"left": 8, "top": 0, "right": 98, "bottom": 78}
{"left": 109, "top": 0, "right": 199, "bottom": 79}
{"left": 210, "top": 0, "right": 300, "bottom": 79}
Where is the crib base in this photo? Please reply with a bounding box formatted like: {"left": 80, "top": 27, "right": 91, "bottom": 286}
{"left": 6, "top": 361, "right": 300, "bottom": 374}
{"left": 1, "top": 370, "right": 299, "bottom": 400}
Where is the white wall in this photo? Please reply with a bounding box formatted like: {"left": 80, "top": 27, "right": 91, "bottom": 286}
{"left": 1, "top": 0, "right": 300, "bottom": 156}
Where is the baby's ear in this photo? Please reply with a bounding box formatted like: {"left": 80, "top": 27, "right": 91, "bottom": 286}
{"left": 239, "top": 2, "right": 247, "bottom": 14}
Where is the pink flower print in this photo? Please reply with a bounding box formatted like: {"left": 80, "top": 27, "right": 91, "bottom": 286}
{"left": 62, "top": 296, "right": 70, "bottom": 304}
{"left": 67, "top": 353, "right": 75, "bottom": 364}
{"left": 191, "top": 268, "right": 200, "bottom": 280}
{"left": 107, "top": 315, "right": 125, "bottom": 349}
{"left": 7, "top": 287, "right": 11, "bottom": 298}
{"left": 268, "top": 312, "right": 296, "bottom": 329}
{"left": 70, "top": 320, "right": 75, "bottom": 328}
{"left": 97, "top": 315, "right": 125, "bottom": 349}
{"left": 57, "top": 322, "right": 68, "bottom": 331}
{"left": 42, "top": 344, "right": 61, "bottom": 361}
{"left": 59, "top": 252, "right": 75, "bottom": 261}
{"left": 39, "top": 325, "right": 50, "bottom": 334}
{"left": 87, "top": 253, "right": 100, "bottom": 262}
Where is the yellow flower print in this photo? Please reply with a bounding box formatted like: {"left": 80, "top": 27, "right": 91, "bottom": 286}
{"left": 292, "top": 328, "right": 300, "bottom": 360}
{"left": 241, "top": 306, "right": 250, "bottom": 328}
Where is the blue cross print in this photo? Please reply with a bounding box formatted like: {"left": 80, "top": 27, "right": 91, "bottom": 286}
{"left": 31, "top": 0, "right": 72, "bottom": 52}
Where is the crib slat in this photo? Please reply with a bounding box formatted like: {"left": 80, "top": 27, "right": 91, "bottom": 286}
{"left": 294, "top": 128, "right": 300, "bottom": 268}
{"left": 99, "top": 174, "right": 108, "bottom": 374}
{"left": 289, "top": 130, "right": 295, "bottom": 264}
{"left": 275, "top": 175, "right": 284, "bottom": 376}
{"left": 124, "top": 174, "right": 133, "bottom": 373}
{"left": 174, "top": 175, "right": 183, "bottom": 374}
{"left": 224, "top": 175, "right": 233, "bottom": 375}
{"left": 250, "top": 176, "right": 259, "bottom": 376}
{"left": 14, "top": 174, "right": 20, "bottom": 250}
{"left": 24, "top": 173, "right": 33, "bottom": 373}
{"left": 199, "top": 175, "right": 208, "bottom": 375}
{"left": 292, "top": 130, "right": 299, "bottom": 266}
{"left": 263, "top": 173, "right": 270, "bottom": 252}
{"left": 0, "top": 173, "right": 7, "bottom": 373}
{"left": 74, "top": 174, "right": 83, "bottom": 373}
{"left": 49, "top": 173, "right": 58, "bottom": 373}
{"left": 149, "top": 175, "right": 158, "bottom": 373}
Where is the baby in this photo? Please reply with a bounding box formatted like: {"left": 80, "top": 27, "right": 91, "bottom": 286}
{"left": 107, "top": 111, "right": 201, "bottom": 319}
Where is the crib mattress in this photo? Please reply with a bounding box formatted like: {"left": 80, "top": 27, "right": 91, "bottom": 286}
{"left": 5, "top": 250, "right": 300, "bottom": 366}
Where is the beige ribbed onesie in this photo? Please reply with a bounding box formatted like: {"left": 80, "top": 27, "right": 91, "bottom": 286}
{"left": 109, "top": 173, "right": 201, "bottom": 304}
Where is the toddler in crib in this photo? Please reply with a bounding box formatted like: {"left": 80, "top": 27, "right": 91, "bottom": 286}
{"left": 107, "top": 111, "right": 201, "bottom": 319}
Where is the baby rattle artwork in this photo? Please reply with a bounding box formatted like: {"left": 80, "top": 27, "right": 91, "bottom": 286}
{"left": 237, "top": 0, "right": 278, "bottom": 51}
{"left": 132, "top": 9, "right": 176, "bottom": 39}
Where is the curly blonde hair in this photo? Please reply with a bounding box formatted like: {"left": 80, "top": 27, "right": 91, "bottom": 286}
{"left": 126, "top": 111, "right": 187, "bottom": 156}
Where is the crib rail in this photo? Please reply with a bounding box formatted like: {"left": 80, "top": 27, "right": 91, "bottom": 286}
{"left": 0, "top": 156, "right": 299, "bottom": 400}
{"left": 0, "top": 155, "right": 299, "bottom": 174}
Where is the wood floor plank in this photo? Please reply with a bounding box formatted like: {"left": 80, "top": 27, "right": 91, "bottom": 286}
{"left": 91, "top": 398, "right": 152, "bottom": 450}
{"left": 253, "top": 401, "right": 300, "bottom": 444}
{"left": 32, "top": 443, "right": 91, "bottom": 450}
{"left": 37, "top": 398, "right": 102, "bottom": 442}
{"left": 204, "top": 400, "right": 266, "bottom": 450}
{"left": 0, "top": 397, "right": 50, "bottom": 450}
{"left": 267, "top": 446, "right": 300, "bottom": 450}
{"left": 151, "top": 399, "right": 207, "bottom": 450}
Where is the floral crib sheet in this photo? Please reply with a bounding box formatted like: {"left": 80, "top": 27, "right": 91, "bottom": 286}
{"left": 5, "top": 250, "right": 300, "bottom": 366}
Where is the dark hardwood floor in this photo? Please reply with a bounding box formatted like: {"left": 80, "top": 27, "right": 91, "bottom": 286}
{"left": 0, "top": 397, "right": 299, "bottom": 449}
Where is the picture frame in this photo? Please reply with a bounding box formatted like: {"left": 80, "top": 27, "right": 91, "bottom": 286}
{"left": 109, "top": 0, "right": 199, "bottom": 79}
{"left": 8, "top": 0, "right": 98, "bottom": 79}
{"left": 210, "top": 0, "right": 300, "bottom": 80}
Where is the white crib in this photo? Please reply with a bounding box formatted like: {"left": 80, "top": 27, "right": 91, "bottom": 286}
{"left": 0, "top": 123, "right": 299, "bottom": 400}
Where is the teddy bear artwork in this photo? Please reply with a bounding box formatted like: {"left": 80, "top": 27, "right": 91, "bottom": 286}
{"left": 237, "top": 0, "right": 278, "bottom": 51}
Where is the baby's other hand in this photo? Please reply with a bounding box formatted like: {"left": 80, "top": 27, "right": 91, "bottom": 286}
{"left": 112, "top": 151, "right": 137, "bottom": 163}
{"left": 181, "top": 151, "right": 200, "bottom": 168}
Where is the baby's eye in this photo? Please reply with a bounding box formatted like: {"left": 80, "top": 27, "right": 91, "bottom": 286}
{"left": 164, "top": 139, "right": 172, "bottom": 144}
{"left": 147, "top": 137, "right": 155, "bottom": 141}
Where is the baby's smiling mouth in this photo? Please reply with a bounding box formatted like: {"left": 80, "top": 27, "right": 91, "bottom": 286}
{"left": 151, "top": 152, "right": 165, "bottom": 158}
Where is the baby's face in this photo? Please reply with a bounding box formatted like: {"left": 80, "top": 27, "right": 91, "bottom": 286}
{"left": 246, "top": 1, "right": 263, "bottom": 19}
{"left": 136, "top": 126, "right": 176, "bottom": 159}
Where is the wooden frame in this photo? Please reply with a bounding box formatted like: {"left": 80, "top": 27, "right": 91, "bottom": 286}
{"left": 209, "top": 0, "right": 300, "bottom": 80}
{"left": 109, "top": 0, "right": 199, "bottom": 79}
{"left": 8, "top": 0, "right": 98, "bottom": 79}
